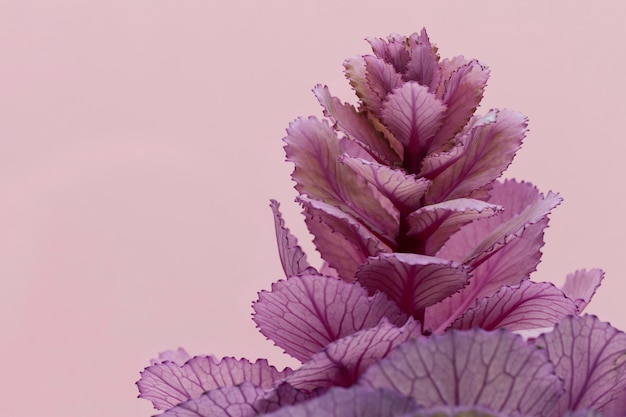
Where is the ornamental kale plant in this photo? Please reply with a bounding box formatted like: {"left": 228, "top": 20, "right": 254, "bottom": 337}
{"left": 137, "top": 30, "right": 626, "bottom": 417}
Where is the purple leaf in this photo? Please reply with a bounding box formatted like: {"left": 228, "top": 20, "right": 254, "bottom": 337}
{"left": 430, "top": 59, "right": 490, "bottom": 146}
{"left": 462, "top": 188, "right": 561, "bottom": 268}
{"left": 261, "top": 386, "right": 418, "bottom": 417}
{"left": 410, "top": 406, "right": 512, "bottom": 417}
{"left": 270, "top": 200, "right": 318, "bottom": 277}
{"left": 425, "top": 109, "right": 527, "bottom": 203}
{"left": 535, "top": 315, "right": 626, "bottom": 416}
{"left": 449, "top": 280, "right": 577, "bottom": 331}
{"left": 405, "top": 198, "right": 502, "bottom": 255}
{"left": 363, "top": 55, "right": 405, "bottom": 114}
{"left": 314, "top": 84, "right": 401, "bottom": 165}
{"left": 381, "top": 82, "right": 447, "bottom": 173}
{"left": 159, "top": 382, "right": 308, "bottom": 417}
{"left": 300, "top": 196, "right": 391, "bottom": 280}
{"left": 340, "top": 155, "right": 431, "bottom": 214}
{"left": 367, "top": 33, "right": 411, "bottom": 74}
{"left": 404, "top": 29, "right": 441, "bottom": 92}
{"left": 284, "top": 116, "right": 398, "bottom": 244}
{"left": 286, "top": 318, "right": 421, "bottom": 391}
{"left": 138, "top": 357, "right": 292, "bottom": 411}
{"left": 427, "top": 180, "right": 561, "bottom": 332}
{"left": 560, "top": 269, "right": 604, "bottom": 313}
{"left": 253, "top": 274, "right": 406, "bottom": 362}
{"left": 356, "top": 253, "right": 469, "bottom": 316}
{"left": 360, "top": 329, "right": 563, "bottom": 416}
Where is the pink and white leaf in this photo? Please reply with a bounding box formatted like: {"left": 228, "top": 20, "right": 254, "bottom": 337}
{"left": 344, "top": 57, "right": 382, "bottom": 113}
{"left": 535, "top": 315, "right": 626, "bottom": 416}
{"left": 430, "top": 59, "right": 490, "bottom": 146}
{"left": 367, "top": 34, "right": 411, "bottom": 74}
{"left": 560, "top": 269, "right": 604, "bottom": 313}
{"left": 300, "top": 197, "right": 391, "bottom": 280}
{"left": 449, "top": 280, "right": 577, "bottom": 331}
{"left": 314, "top": 85, "right": 400, "bottom": 165}
{"left": 270, "top": 200, "right": 318, "bottom": 277}
{"left": 360, "top": 329, "right": 563, "bottom": 416}
{"left": 426, "top": 109, "right": 527, "bottom": 203}
{"left": 138, "top": 357, "right": 291, "bottom": 411}
{"left": 427, "top": 180, "right": 559, "bottom": 331}
{"left": 285, "top": 318, "right": 421, "bottom": 391}
{"left": 404, "top": 29, "right": 441, "bottom": 92}
{"left": 381, "top": 82, "right": 447, "bottom": 173}
{"left": 284, "top": 116, "right": 398, "bottom": 243}
{"left": 356, "top": 253, "right": 469, "bottom": 316}
{"left": 340, "top": 155, "right": 430, "bottom": 214}
{"left": 405, "top": 198, "right": 502, "bottom": 255}
{"left": 253, "top": 274, "right": 406, "bottom": 362}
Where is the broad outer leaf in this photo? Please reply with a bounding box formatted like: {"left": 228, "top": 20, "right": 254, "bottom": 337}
{"left": 406, "top": 198, "right": 502, "bottom": 255}
{"left": 138, "top": 357, "right": 291, "bottom": 411}
{"left": 381, "top": 82, "right": 447, "bottom": 174}
{"left": 535, "top": 315, "right": 626, "bottom": 416}
{"left": 560, "top": 269, "right": 604, "bottom": 313}
{"left": 410, "top": 406, "right": 511, "bottom": 417}
{"left": 284, "top": 116, "right": 398, "bottom": 243}
{"left": 253, "top": 274, "right": 406, "bottom": 362}
{"left": 286, "top": 318, "right": 421, "bottom": 391}
{"left": 340, "top": 155, "right": 431, "bottom": 214}
{"left": 449, "top": 281, "right": 577, "bottom": 331}
{"left": 361, "top": 329, "right": 563, "bottom": 416}
{"left": 270, "top": 200, "right": 318, "bottom": 277}
{"left": 160, "top": 382, "right": 308, "bottom": 417}
{"left": 427, "top": 180, "right": 560, "bottom": 332}
{"left": 425, "top": 109, "right": 527, "bottom": 204}
{"left": 356, "top": 253, "right": 469, "bottom": 316}
{"left": 314, "top": 84, "right": 400, "bottom": 165}
{"left": 262, "top": 386, "right": 418, "bottom": 417}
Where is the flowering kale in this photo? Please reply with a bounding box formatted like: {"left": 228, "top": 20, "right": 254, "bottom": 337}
{"left": 137, "top": 30, "right": 626, "bottom": 417}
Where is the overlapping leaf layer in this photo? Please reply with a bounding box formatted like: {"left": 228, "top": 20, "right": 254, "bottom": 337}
{"left": 138, "top": 30, "right": 625, "bottom": 417}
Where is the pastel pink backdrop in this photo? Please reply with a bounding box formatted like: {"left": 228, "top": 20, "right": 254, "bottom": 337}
{"left": 1, "top": 1, "right": 624, "bottom": 416}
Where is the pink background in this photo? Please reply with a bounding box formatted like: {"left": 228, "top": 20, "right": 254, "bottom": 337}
{"left": 1, "top": 1, "right": 624, "bottom": 415}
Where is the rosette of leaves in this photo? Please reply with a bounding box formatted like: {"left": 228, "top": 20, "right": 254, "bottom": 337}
{"left": 137, "top": 31, "right": 626, "bottom": 417}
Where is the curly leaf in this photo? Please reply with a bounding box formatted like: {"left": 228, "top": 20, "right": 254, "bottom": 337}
{"left": 138, "top": 357, "right": 291, "bottom": 411}
{"left": 381, "top": 82, "right": 447, "bottom": 173}
{"left": 427, "top": 180, "right": 560, "bottom": 332}
{"left": 449, "top": 281, "right": 577, "bottom": 331}
{"left": 426, "top": 109, "right": 527, "bottom": 204}
{"left": 314, "top": 85, "right": 400, "bottom": 164}
{"left": 535, "top": 315, "right": 626, "bottom": 416}
{"left": 285, "top": 318, "right": 421, "bottom": 391}
{"left": 270, "top": 200, "right": 318, "bottom": 277}
{"left": 361, "top": 329, "right": 563, "bottom": 416}
{"left": 253, "top": 274, "right": 406, "bottom": 362}
{"left": 340, "top": 155, "right": 430, "bottom": 214}
{"left": 159, "top": 382, "right": 308, "bottom": 417}
{"left": 406, "top": 198, "right": 502, "bottom": 255}
{"left": 284, "top": 116, "right": 398, "bottom": 243}
{"left": 356, "top": 253, "right": 469, "bottom": 316}
{"left": 560, "top": 269, "right": 604, "bottom": 313}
